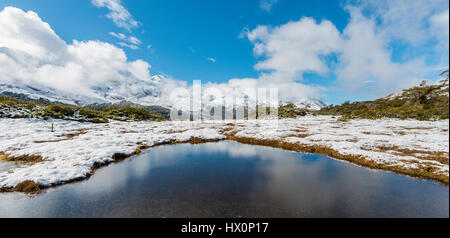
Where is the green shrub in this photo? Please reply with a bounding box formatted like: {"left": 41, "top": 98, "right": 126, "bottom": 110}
{"left": 45, "top": 105, "right": 75, "bottom": 118}
{"left": 79, "top": 108, "right": 105, "bottom": 119}
{"left": 105, "top": 106, "right": 164, "bottom": 121}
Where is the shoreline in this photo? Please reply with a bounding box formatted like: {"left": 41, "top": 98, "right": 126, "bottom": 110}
{"left": 1, "top": 117, "right": 448, "bottom": 193}
{"left": 2, "top": 137, "right": 448, "bottom": 194}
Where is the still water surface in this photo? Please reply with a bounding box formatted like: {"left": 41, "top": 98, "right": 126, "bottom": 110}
{"left": 0, "top": 141, "right": 448, "bottom": 217}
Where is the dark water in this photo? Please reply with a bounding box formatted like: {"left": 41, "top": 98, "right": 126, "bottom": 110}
{"left": 0, "top": 141, "right": 448, "bottom": 218}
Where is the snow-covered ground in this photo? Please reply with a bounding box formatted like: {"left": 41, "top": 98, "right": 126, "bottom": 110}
{"left": 0, "top": 116, "right": 448, "bottom": 188}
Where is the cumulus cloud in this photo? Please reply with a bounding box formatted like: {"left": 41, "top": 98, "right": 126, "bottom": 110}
{"left": 355, "top": 0, "right": 449, "bottom": 45}
{"left": 246, "top": 18, "right": 341, "bottom": 76}
{"left": 336, "top": 7, "right": 428, "bottom": 95}
{"left": 430, "top": 9, "right": 450, "bottom": 51}
{"left": 91, "top": 0, "right": 139, "bottom": 31}
{"left": 260, "top": 0, "right": 278, "bottom": 12}
{"left": 225, "top": 17, "right": 342, "bottom": 102}
{"left": 0, "top": 6, "right": 179, "bottom": 105}
{"left": 235, "top": 0, "right": 449, "bottom": 100}
{"left": 333, "top": 1, "right": 449, "bottom": 96}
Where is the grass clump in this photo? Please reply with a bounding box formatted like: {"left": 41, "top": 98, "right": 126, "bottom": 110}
{"left": 15, "top": 180, "right": 41, "bottom": 194}
{"left": 1, "top": 154, "right": 44, "bottom": 165}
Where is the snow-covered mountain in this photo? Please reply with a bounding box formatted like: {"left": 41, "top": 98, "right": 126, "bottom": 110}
{"left": 0, "top": 79, "right": 327, "bottom": 111}
{"left": 0, "top": 74, "right": 170, "bottom": 107}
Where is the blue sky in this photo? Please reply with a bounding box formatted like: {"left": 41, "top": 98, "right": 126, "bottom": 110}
{"left": 0, "top": 0, "right": 448, "bottom": 105}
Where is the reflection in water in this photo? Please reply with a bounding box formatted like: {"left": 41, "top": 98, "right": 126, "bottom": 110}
{"left": 0, "top": 141, "right": 448, "bottom": 218}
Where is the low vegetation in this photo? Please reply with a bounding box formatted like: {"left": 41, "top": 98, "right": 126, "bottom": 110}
{"left": 106, "top": 105, "right": 165, "bottom": 121}
{"left": 277, "top": 103, "right": 309, "bottom": 119}
{"left": 0, "top": 94, "right": 165, "bottom": 122}
{"left": 316, "top": 81, "right": 449, "bottom": 121}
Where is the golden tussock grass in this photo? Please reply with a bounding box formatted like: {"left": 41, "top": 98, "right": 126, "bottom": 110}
{"left": 401, "top": 127, "right": 433, "bottom": 130}
{"left": 361, "top": 131, "right": 392, "bottom": 136}
{"left": 120, "top": 131, "right": 138, "bottom": 134}
{"left": 0, "top": 152, "right": 6, "bottom": 161}
{"left": 362, "top": 145, "right": 449, "bottom": 165}
{"left": 34, "top": 131, "right": 87, "bottom": 143}
{"left": 283, "top": 134, "right": 310, "bottom": 139}
{"left": 14, "top": 180, "right": 41, "bottom": 194}
{"left": 0, "top": 153, "right": 43, "bottom": 165}
{"left": 64, "top": 131, "right": 87, "bottom": 138}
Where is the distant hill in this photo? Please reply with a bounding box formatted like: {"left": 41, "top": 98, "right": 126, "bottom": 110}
{"left": 317, "top": 80, "right": 449, "bottom": 121}
{"left": 0, "top": 95, "right": 166, "bottom": 122}
{"left": 86, "top": 101, "right": 171, "bottom": 119}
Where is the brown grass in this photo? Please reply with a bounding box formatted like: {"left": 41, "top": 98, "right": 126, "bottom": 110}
{"left": 362, "top": 145, "right": 449, "bottom": 165}
{"left": 0, "top": 153, "right": 43, "bottom": 165}
{"left": 34, "top": 131, "right": 86, "bottom": 143}
{"left": 361, "top": 131, "right": 392, "bottom": 136}
{"left": 120, "top": 131, "right": 138, "bottom": 134}
{"left": 167, "top": 129, "right": 189, "bottom": 134}
{"left": 401, "top": 127, "right": 433, "bottom": 130}
{"left": 0, "top": 152, "right": 6, "bottom": 161}
{"left": 283, "top": 134, "right": 310, "bottom": 139}
{"left": 14, "top": 180, "right": 41, "bottom": 194}
{"left": 64, "top": 131, "right": 87, "bottom": 138}
{"left": 393, "top": 131, "right": 407, "bottom": 136}
{"left": 293, "top": 128, "right": 308, "bottom": 133}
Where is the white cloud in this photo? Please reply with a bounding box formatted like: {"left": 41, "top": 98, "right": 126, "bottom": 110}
{"left": 333, "top": 1, "right": 449, "bottom": 96}
{"left": 221, "top": 17, "right": 342, "bottom": 102}
{"left": 239, "top": 1, "right": 449, "bottom": 99}
{"left": 91, "top": 0, "right": 139, "bottom": 31}
{"left": 260, "top": 0, "right": 278, "bottom": 12}
{"left": 127, "top": 36, "right": 142, "bottom": 45}
{"left": 430, "top": 9, "right": 450, "bottom": 51}
{"left": 117, "top": 42, "right": 139, "bottom": 50}
{"left": 246, "top": 18, "right": 341, "bottom": 77}
{"left": 207, "top": 57, "right": 216, "bottom": 63}
{"left": 109, "top": 32, "right": 142, "bottom": 49}
{"left": 355, "top": 0, "right": 449, "bottom": 45}
{"left": 0, "top": 7, "right": 178, "bottom": 105}
{"left": 336, "top": 7, "right": 428, "bottom": 95}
